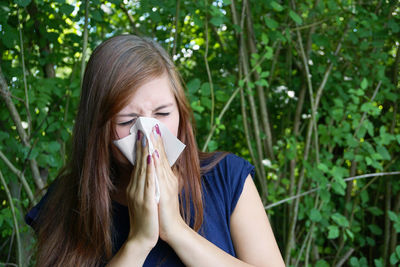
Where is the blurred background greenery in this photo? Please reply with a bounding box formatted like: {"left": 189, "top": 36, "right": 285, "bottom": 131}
{"left": 0, "top": 0, "right": 399, "bottom": 266}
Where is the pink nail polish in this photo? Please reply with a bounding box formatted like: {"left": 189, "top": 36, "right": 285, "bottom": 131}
{"left": 155, "top": 150, "right": 159, "bottom": 158}
{"left": 147, "top": 155, "right": 151, "bottom": 164}
{"left": 137, "top": 131, "right": 141, "bottom": 140}
{"left": 155, "top": 124, "right": 161, "bottom": 136}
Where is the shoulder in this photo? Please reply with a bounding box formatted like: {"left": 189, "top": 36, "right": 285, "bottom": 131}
{"left": 201, "top": 153, "right": 255, "bottom": 214}
{"left": 202, "top": 153, "right": 255, "bottom": 179}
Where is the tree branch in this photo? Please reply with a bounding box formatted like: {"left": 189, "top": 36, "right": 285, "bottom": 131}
{"left": 80, "top": 0, "right": 90, "bottom": 86}
{"left": 0, "top": 66, "right": 44, "bottom": 190}
{"left": 265, "top": 171, "right": 400, "bottom": 209}
{"left": 0, "top": 170, "right": 22, "bottom": 267}
{"left": 17, "top": 8, "right": 32, "bottom": 136}
{"left": 203, "top": 0, "right": 215, "bottom": 129}
{"left": 0, "top": 150, "right": 35, "bottom": 204}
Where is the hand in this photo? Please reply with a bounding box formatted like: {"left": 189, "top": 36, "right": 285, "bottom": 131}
{"left": 150, "top": 124, "right": 186, "bottom": 242}
{"left": 126, "top": 130, "right": 159, "bottom": 250}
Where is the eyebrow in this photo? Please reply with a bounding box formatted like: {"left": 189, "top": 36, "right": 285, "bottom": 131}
{"left": 117, "top": 103, "right": 173, "bottom": 117}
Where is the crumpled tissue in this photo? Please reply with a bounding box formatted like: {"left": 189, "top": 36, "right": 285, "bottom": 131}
{"left": 113, "top": 117, "right": 186, "bottom": 203}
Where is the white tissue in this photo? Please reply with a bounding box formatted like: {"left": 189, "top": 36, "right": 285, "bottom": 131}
{"left": 113, "top": 117, "right": 186, "bottom": 203}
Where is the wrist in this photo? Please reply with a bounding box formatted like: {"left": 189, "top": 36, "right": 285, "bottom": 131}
{"left": 162, "top": 218, "right": 190, "bottom": 245}
{"left": 107, "top": 238, "right": 153, "bottom": 266}
{"left": 127, "top": 234, "right": 157, "bottom": 254}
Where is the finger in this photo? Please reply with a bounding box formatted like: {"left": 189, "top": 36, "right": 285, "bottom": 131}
{"left": 151, "top": 125, "right": 168, "bottom": 166}
{"left": 137, "top": 133, "right": 149, "bottom": 200}
{"left": 128, "top": 130, "right": 142, "bottom": 197}
{"left": 144, "top": 153, "right": 156, "bottom": 202}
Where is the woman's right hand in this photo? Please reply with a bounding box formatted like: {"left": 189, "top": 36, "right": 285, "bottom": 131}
{"left": 126, "top": 130, "right": 159, "bottom": 250}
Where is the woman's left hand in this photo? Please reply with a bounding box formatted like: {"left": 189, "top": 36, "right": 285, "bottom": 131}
{"left": 149, "top": 124, "right": 186, "bottom": 242}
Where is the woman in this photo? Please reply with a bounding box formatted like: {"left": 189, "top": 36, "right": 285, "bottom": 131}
{"left": 26, "top": 35, "right": 284, "bottom": 266}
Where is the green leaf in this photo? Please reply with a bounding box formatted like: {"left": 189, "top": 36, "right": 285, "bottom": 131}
{"left": 270, "top": 1, "right": 284, "bottom": 12}
{"left": 374, "top": 258, "right": 384, "bottom": 267}
{"left": 207, "top": 140, "right": 218, "bottom": 151}
{"left": 377, "top": 146, "right": 391, "bottom": 160}
{"left": 332, "top": 213, "right": 349, "bottom": 227}
{"left": 15, "top": 0, "right": 31, "bottom": 7}
{"left": 210, "top": 16, "right": 224, "bottom": 27}
{"left": 261, "top": 33, "right": 269, "bottom": 45}
{"left": 345, "top": 228, "right": 354, "bottom": 241}
{"left": 47, "top": 141, "right": 61, "bottom": 154}
{"left": 310, "top": 208, "right": 322, "bottom": 222}
{"left": 328, "top": 225, "right": 339, "bottom": 239}
{"left": 187, "top": 78, "right": 201, "bottom": 94}
{"left": 191, "top": 101, "right": 204, "bottom": 113}
{"left": 349, "top": 257, "right": 359, "bottom": 267}
{"left": 368, "top": 224, "right": 382, "bottom": 235}
{"left": 360, "top": 78, "right": 368, "bottom": 89}
{"left": 60, "top": 3, "right": 75, "bottom": 15}
{"left": 1, "top": 24, "right": 18, "bottom": 48}
{"left": 368, "top": 206, "right": 383, "bottom": 216}
{"left": 289, "top": 10, "right": 302, "bottom": 25}
{"left": 201, "top": 83, "right": 211, "bottom": 96}
{"left": 315, "top": 260, "right": 330, "bottom": 267}
{"left": 388, "top": 211, "right": 399, "bottom": 222}
{"left": 318, "top": 163, "right": 329, "bottom": 173}
{"left": 396, "top": 245, "right": 400, "bottom": 259}
{"left": 92, "top": 10, "right": 103, "bottom": 22}
{"left": 264, "top": 17, "right": 279, "bottom": 30}
{"left": 390, "top": 252, "right": 399, "bottom": 265}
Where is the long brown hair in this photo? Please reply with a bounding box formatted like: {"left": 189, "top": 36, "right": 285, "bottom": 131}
{"left": 34, "top": 35, "right": 226, "bottom": 266}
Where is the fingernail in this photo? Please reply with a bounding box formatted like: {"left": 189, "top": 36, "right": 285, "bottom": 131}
{"left": 155, "top": 124, "right": 161, "bottom": 136}
{"left": 155, "top": 150, "right": 159, "bottom": 158}
{"left": 137, "top": 131, "right": 141, "bottom": 141}
{"left": 142, "top": 135, "right": 146, "bottom": 147}
{"left": 147, "top": 155, "right": 151, "bottom": 164}
{"left": 153, "top": 127, "right": 158, "bottom": 139}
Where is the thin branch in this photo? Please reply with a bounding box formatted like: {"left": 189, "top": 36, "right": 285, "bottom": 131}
{"left": 0, "top": 150, "right": 35, "bottom": 204}
{"left": 231, "top": 0, "right": 267, "bottom": 197}
{"left": 0, "top": 90, "right": 25, "bottom": 103}
{"left": 295, "top": 26, "right": 320, "bottom": 163}
{"left": 285, "top": 25, "right": 348, "bottom": 263}
{"left": 80, "top": 0, "right": 90, "bottom": 87}
{"left": 0, "top": 66, "right": 44, "bottom": 190}
{"left": 265, "top": 171, "right": 400, "bottom": 209}
{"left": 0, "top": 170, "right": 22, "bottom": 267}
{"left": 172, "top": 0, "right": 181, "bottom": 57}
{"left": 201, "top": 36, "right": 273, "bottom": 151}
{"left": 335, "top": 248, "right": 355, "bottom": 267}
{"left": 17, "top": 8, "right": 32, "bottom": 136}
{"left": 120, "top": 3, "right": 140, "bottom": 35}
{"left": 245, "top": 0, "right": 275, "bottom": 160}
{"left": 201, "top": 87, "right": 239, "bottom": 151}
{"left": 290, "top": 19, "right": 328, "bottom": 31}
{"left": 203, "top": 0, "right": 215, "bottom": 129}
{"left": 353, "top": 81, "right": 382, "bottom": 136}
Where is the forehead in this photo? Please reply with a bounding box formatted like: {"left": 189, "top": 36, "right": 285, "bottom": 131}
{"left": 121, "top": 74, "right": 176, "bottom": 112}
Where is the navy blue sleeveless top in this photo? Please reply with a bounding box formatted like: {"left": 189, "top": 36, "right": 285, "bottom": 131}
{"left": 26, "top": 153, "right": 255, "bottom": 266}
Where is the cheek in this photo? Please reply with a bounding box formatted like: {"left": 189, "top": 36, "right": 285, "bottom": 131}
{"left": 163, "top": 114, "right": 180, "bottom": 137}
{"left": 115, "top": 126, "right": 130, "bottom": 139}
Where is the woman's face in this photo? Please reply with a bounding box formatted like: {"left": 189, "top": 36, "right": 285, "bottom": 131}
{"left": 114, "top": 74, "right": 180, "bottom": 139}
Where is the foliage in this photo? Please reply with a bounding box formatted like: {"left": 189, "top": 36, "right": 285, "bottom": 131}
{"left": 0, "top": 0, "right": 399, "bottom": 266}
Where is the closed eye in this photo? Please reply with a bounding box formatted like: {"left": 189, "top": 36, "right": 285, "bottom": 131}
{"left": 118, "top": 119, "right": 136, "bottom": 126}
{"left": 155, "top": 112, "right": 170, "bottom": 116}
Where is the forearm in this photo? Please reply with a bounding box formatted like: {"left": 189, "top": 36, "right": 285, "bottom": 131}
{"left": 106, "top": 239, "right": 151, "bottom": 267}
{"left": 167, "top": 222, "right": 252, "bottom": 267}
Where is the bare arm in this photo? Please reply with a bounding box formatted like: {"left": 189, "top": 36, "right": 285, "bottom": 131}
{"left": 164, "top": 175, "right": 285, "bottom": 267}
{"left": 230, "top": 176, "right": 285, "bottom": 266}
